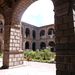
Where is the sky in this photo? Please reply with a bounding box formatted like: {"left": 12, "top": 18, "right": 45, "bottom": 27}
{"left": 21, "top": 0, "right": 54, "bottom": 27}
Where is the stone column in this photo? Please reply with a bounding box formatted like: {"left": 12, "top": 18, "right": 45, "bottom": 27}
{"left": 9, "top": 25, "right": 23, "bottom": 67}
{"left": 3, "top": 25, "right": 23, "bottom": 68}
{"left": 54, "top": 1, "right": 75, "bottom": 75}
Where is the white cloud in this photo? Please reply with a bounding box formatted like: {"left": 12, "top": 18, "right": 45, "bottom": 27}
{"left": 21, "top": 0, "right": 54, "bottom": 27}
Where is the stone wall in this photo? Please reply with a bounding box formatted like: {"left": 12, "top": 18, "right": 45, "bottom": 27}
{"left": 22, "top": 22, "right": 55, "bottom": 51}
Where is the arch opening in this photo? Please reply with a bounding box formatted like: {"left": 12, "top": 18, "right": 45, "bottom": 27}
{"left": 25, "top": 41, "right": 30, "bottom": 50}
{"left": 40, "top": 42, "right": 46, "bottom": 50}
{"left": 48, "top": 41, "right": 55, "bottom": 52}
{"left": 32, "top": 30, "right": 36, "bottom": 39}
{"left": 48, "top": 28, "right": 54, "bottom": 35}
{"left": 1, "top": 0, "right": 75, "bottom": 74}
{"left": 25, "top": 28, "right": 30, "bottom": 38}
{"left": 9, "top": 0, "right": 55, "bottom": 69}
{"left": 40, "top": 30, "right": 45, "bottom": 37}
{"left": 21, "top": 0, "right": 54, "bottom": 27}
{"left": 32, "top": 42, "right": 36, "bottom": 51}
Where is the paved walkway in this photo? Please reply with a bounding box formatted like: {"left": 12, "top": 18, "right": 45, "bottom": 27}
{"left": 0, "top": 59, "right": 56, "bottom": 75}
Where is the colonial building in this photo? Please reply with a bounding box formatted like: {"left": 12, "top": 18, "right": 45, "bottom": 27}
{"left": 0, "top": 20, "right": 55, "bottom": 52}
{"left": 21, "top": 22, "right": 55, "bottom": 51}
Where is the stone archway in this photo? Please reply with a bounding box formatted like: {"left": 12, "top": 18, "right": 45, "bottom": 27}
{"left": 0, "top": 0, "right": 36, "bottom": 69}
{"left": 9, "top": 0, "right": 36, "bottom": 68}
{"left": 40, "top": 42, "right": 46, "bottom": 50}
{"left": 0, "top": 0, "right": 75, "bottom": 74}
{"left": 40, "top": 30, "right": 45, "bottom": 37}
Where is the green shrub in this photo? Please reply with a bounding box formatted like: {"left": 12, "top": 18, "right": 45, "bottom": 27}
{"left": 24, "top": 50, "right": 36, "bottom": 61}
{"left": 24, "top": 49, "right": 56, "bottom": 63}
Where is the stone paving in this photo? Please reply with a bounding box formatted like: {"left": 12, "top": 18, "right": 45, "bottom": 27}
{"left": 0, "top": 59, "right": 56, "bottom": 75}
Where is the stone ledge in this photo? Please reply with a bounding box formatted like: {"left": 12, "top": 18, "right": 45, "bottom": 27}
{"left": 9, "top": 50, "right": 23, "bottom": 54}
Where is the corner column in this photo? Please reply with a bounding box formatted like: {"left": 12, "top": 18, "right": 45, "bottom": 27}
{"left": 54, "top": 1, "right": 75, "bottom": 75}
{"left": 3, "top": 25, "right": 23, "bottom": 68}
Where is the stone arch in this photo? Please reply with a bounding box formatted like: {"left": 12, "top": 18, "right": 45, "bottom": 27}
{"left": 0, "top": 0, "right": 36, "bottom": 68}
{"left": 11, "top": 0, "right": 36, "bottom": 25}
{"left": 40, "top": 42, "right": 46, "bottom": 50}
{"left": 40, "top": 30, "right": 45, "bottom": 37}
{"left": 0, "top": 0, "right": 75, "bottom": 74}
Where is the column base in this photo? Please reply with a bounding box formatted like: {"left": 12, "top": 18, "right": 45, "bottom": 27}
{"left": 9, "top": 50, "right": 24, "bottom": 67}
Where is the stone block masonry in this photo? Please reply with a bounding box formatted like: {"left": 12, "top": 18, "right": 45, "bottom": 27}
{"left": 9, "top": 27, "right": 23, "bottom": 67}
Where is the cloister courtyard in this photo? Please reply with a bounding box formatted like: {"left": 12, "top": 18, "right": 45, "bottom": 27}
{"left": 0, "top": 0, "right": 75, "bottom": 75}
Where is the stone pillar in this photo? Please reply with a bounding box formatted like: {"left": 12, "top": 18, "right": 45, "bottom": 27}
{"left": 54, "top": 1, "right": 75, "bottom": 75}
{"left": 9, "top": 26, "right": 23, "bottom": 67}
{"left": 3, "top": 25, "right": 23, "bottom": 68}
